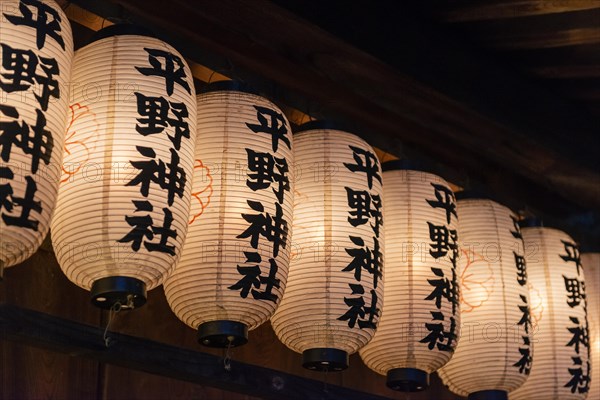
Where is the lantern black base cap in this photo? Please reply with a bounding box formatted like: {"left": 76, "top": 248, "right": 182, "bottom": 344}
{"left": 468, "top": 390, "right": 508, "bottom": 400}
{"left": 386, "top": 368, "right": 429, "bottom": 392}
{"left": 90, "top": 276, "right": 147, "bottom": 310}
{"left": 302, "top": 348, "right": 348, "bottom": 372}
{"left": 197, "top": 320, "right": 248, "bottom": 348}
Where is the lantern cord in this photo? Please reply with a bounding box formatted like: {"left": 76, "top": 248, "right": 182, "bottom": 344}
{"left": 223, "top": 337, "right": 233, "bottom": 372}
{"left": 103, "top": 302, "right": 122, "bottom": 348}
{"left": 0, "top": 260, "right": 5, "bottom": 281}
{"left": 322, "top": 368, "right": 329, "bottom": 393}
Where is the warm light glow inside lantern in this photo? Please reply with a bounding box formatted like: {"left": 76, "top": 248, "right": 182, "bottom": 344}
{"left": 581, "top": 252, "right": 599, "bottom": 399}
{"left": 511, "top": 222, "right": 590, "bottom": 400}
{"left": 271, "top": 122, "right": 384, "bottom": 371}
{"left": 359, "top": 163, "right": 459, "bottom": 391}
{"left": 0, "top": 0, "right": 73, "bottom": 277}
{"left": 163, "top": 82, "right": 294, "bottom": 347}
{"left": 438, "top": 197, "right": 532, "bottom": 400}
{"left": 51, "top": 25, "right": 196, "bottom": 308}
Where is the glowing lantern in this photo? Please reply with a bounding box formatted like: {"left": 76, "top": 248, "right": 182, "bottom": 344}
{"left": 271, "top": 122, "right": 384, "bottom": 371}
{"left": 511, "top": 222, "right": 590, "bottom": 399}
{"left": 438, "top": 197, "right": 532, "bottom": 400}
{"left": 51, "top": 25, "right": 196, "bottom": 308}
{"left": 360, "top": 163, "right": 459, "bottom": 391}
{"left": 0, "top": 0, "right": 73, "bottom": 276}
{"left": 164, "top": 82, "right": 294, "bottom": 347}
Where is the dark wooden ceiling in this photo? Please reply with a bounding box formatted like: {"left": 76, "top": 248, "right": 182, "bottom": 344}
{"left": 418, "top": 0, "right": 600, "bottom": 118}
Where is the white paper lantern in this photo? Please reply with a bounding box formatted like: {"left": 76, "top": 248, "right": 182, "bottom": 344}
{"left": 163, "top": 82, "right": 294, "bottom": 347}
{"left": 359, "top": 163, "right": 459, "bottom": 391}
{"left": 511, "top": 224, "right": 590, "bottom": 399}
{"left": 0, "top": 0, "right": 73, "bottom": 276}
{"left": 50, "top": 25, "right": 196, "bottom": 308}
{"left": 581, "top": 252, "right": 599, "bottom": 399}
{"left": 437, "top": 197, "right": 532, "bottom": 400}
{"left": 270, "top": 123, "right": 384, "bottom": 371}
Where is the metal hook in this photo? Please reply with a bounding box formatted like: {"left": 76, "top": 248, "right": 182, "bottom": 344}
{"left": 103, "top": 301, "right": 122, "bottom": 347}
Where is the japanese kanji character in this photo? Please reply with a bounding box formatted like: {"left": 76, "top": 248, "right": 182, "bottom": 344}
{"left": 0, "top": 106, "right": 53, "bottom": 173}
{"left": 425, "top": 267, "right": 458, "bottom": 312}
{"left": 246, "top": 149, "right": 289, "bottom": 204}
{"left": 513, "top": 338, "right": 532, "bottom": 375}
{"left": 560, "top": 240, "right": 582, "bottom": 275}
{"left": 517, "top": 295, "right": 531, "bottom": 334}
{"left": 419, "top": 311, "right": 457, "bottom": 352}
{"left": 127, "top": 146, "right": 186, "bottom": 206}
{"left": 4, "top": 0, "right": 66, "bottom": 50}
{"left": 346, "top": 187, "right": 372, "bottom": 227}
{"left": 427, "top": 222, "right": 458, "bottom": 260}
{"left": 237, "top": 200, "right": 288, "bottom": 257}
{"left": 566, "top": 316, "right": 589, "bottom": 354}
{"left": 135, "top": 48, "right": 191, "bottom": 95}
{"left": 564, "top": 276, "right": 586, "bottom": 308}
{"left": 338, "top": 283, "right": 365, "bottom": 328}
{"left": 426, "top": 183, "right": 457, "bottom": 224}
{"left": 245, "top": 105, "right": 290, "bottom": 152}
{"left": 135, "top": 93, "right": 190, "bottom": 150}
{"left": 1, "top": 176, "right": 41, "bottom": 230}
{"left": 564, "top": 357, "right": 590, "bottom": 394}
{"left": 0, "top": 44, "right": 59, "bottom": 110}
{"left": 344, "top": 236, "right": 383, "bottom": 288}
{"left": 145, "top": 207, "right": 177, "bottom": 255}
{"left": 515, "top": 252, "right": 527, "bottom": 286}
{"left": 343, "top": 145, "right": 381, "bottom": 189}
{"left": 118, "top": 200, "right": 178, "bottom": 255}
{"left": 229, "top": 252, "right": 262, "bottom": 299}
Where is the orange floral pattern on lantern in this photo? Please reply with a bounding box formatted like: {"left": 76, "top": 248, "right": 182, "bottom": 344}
{"left": 459, "top": 248, "right": 495, "bottom": 313}
{"left": 189, "top": 160, "right": 213, "bottom": 225}
{"left": 61, "top": 103, "right": 99, "bottom": 183}
{"left": 527, "top": 282, "right": 544, "bottom": 331}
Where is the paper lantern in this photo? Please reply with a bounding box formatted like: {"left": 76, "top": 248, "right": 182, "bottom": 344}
{"left": 359, "top": 163, "right": 459, "bottom": 391}
{"left": 0, "top": 0, "right": 73, "bottom": 276}
{"left": 270, "top": 122, "right": 384, "bottom": 371}
{"left": 163, "top": 82, "right": 294, "bottom": 347}
{"left": 511, "top": 223, "right": 590, "bottom": 399}
{"left": 581, "top": 252, "right": 599, "bottom": 399}
{"left": 50, "top": 25, "right": 196, "bottom": 308}
{"left": 437, "top": 197, "right": 532, "bottom": 400}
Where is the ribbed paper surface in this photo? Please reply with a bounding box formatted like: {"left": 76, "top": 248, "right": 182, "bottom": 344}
{"left": 271, "top": 129, "right": 384, "bottom": 355}
{"left": 438, "top": 199, "right": 532, "bottom": 396}
{"left": 0, "top": 0, "right": 73, "bottom": 268}
{"left": 164, "top": 90, "right": 294, "bottom": 331}
{"left": 360, "top": 170, "right": 459, "bottom": 375}
{"left": 511, "top": 227, "right": 590, "bottom": 400}
{"left": 51, "top": 34, "right": 196, "bottom": 290}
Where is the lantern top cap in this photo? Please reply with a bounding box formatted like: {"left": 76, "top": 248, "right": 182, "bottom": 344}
{"left": 295, "top": 120, "right": 354, "bottom": 134}
{"left": 90, "top": 24, "right": 156, "bottom": 43}
{"left": 199, "top": 80, "right": 259, "bottom": 95}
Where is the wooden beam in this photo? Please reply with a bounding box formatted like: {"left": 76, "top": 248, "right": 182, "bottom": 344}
{"left": 0, "top": 304, "right": 394, "bottom": 400}
{"left": 440, "top": 0, "right": 600, "bottom": 22}
{"left": 483, "top": 27, "right": 600, "bottom": 49}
